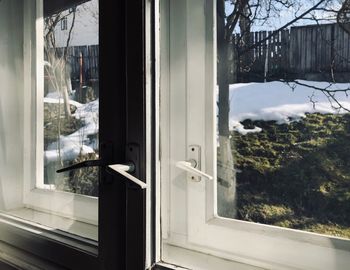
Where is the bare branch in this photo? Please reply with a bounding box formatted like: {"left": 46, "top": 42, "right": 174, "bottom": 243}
{"left": 282, "top": 79, "right": 350, "bottom": 113}
{"left": 64, "top": 9, "right": 76, "bottom": 61}
{"left": 240, "top": 0, "right": 328, "bottom": 54}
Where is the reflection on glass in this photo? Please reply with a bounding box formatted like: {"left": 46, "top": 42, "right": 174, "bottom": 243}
{"left": 0, "top": 0, "right": 99, "bottom": 241}
{"left": 217, "top": 1, "right": 350, "bottom": 239}
{"left": 43, "top": 0, "right": 99, "bottom": 197}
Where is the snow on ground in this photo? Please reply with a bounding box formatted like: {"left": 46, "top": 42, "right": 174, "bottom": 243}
{"left": 44, "top": 96, "right": 83, "bottom": 109}
{"left": 229, "top": 80, "right": 350, "bottom": 134}
{"left": 44, "top": 80, "right": 350, "bottom": 162}
{"left": 44, "top": 96, "right": 99, "bottom": 164}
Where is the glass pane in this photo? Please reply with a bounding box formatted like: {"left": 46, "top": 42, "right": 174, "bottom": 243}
{"left": 217, "top": 1, "right": 350, "bottom": 239}
{"left": 43, "top": 0, "right": 99, "bottom": 197}
{"left": 0, "top": 0, "right": 98, "bottom": 241}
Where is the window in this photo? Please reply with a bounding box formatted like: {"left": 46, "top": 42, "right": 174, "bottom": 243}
{"left": 0, "top": 0, "right": 99, "bottom": 268}
{"left": 158, "top": 0, "right": 350, "bottom": 269}
{"left": 61, "top": 16, "right": 68, "bottom": 30}
{"left": 0, "top": 0, "right": 148, "bottom": 269}
{"left": 16, "top": 0, "right": 99, "bottom": 240}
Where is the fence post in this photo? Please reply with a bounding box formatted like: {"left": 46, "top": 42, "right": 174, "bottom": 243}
{"left": 78, "top": 52, "right": 84, "bottom": 102}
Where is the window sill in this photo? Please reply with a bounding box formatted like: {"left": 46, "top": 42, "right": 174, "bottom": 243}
{"left": 7, "top": 207, "right": 98, "bottom": 241}
{"left": 161, "top": 243, "right": 266, "bottom": 270}
{"left": 0, "top": 211, "right": 98, "bottom": 269}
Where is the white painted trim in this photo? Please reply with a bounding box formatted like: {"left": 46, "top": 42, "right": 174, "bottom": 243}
{"left": 186, "top": 215, "right": 350, "bottom": 270}
{"left": 23, "top": 0, "right": 36, "bottom": 209}
{"left": 6, "top": 207, "right": 97, "bottom": 241}
{"left": 154, "top": 0, "right": 162, "bottom": 263}
{"left": 162, "top": 244, "right": 265, "bottom": 270}
{"left": 159, "top": 0, "right": 171, "bottom": 242}
{"left": 145, "top": 0, "right": 154, "bottom": 267}
{"left": 159, "top": 0, "right": 350, "bottom": 269}
{"left": 155, "top": 262, "right": 189, "bottom": 270}
{"left": 24, "top": 189, "right": 98, "bottom": 225}
{"left": 35, "top": 0, "right": 45, "bottom": 190}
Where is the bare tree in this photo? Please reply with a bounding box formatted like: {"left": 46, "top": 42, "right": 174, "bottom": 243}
{"left": 80, "top": 0, "right": 98, "bottom": 24}
{"left": 217, "top": 0, "right": 345, "bottom": 217}
{"left": 338, "top": 0, "right": 350, "bottom": 33}
{"left": 44, "top": 8, "right": 77, "bottom": 118}
{"left": 44, "top": 7, "right": 77, "bottom": 164}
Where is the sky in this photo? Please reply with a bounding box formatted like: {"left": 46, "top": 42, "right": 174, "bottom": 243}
{"left": 225, "top": 0, "right": 343, "bottom": 32}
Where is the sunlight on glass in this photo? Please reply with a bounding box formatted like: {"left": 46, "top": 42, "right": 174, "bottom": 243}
{"left": 217, "top": 0, "right": 350, "bottom": 239}
{"left": 43, "top": 0, "right": 99, "bottom": 197}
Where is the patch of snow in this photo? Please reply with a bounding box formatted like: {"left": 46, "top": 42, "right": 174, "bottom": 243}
{"left": 73, "top": 99, "right": 99, "bottom": 138}
{"left": 44, "top": 99, "right": 99, "bottom": 163}
{"left": 44, "top": 60, "right": 52, "bottom": 67}
{"left": 45, "top": 142, "right": 94, "bottom": 164}
{"left": 232, "top": 121, "right": 262, "bottom": 135}
{"left": 228, "top": 80, "right": 350, "bottom": 134}
{"left": 44, "top": 96, "right": 83, "bottom": 108}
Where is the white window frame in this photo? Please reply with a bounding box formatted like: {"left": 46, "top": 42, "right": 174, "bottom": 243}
{"left": 159, "top": 0, "right": 350, "bottom": 269}
{"left": 0, "top": 0, "right": 97, "bottom": 266}
{"left": 21, "top": 0, "right": 98, "bottom": 226}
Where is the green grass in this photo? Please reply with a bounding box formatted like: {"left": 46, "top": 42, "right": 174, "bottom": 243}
{"left": 233, "top": 113, "right": 350, "bottom": 238}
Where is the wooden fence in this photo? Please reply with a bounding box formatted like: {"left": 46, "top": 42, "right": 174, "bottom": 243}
{"left": 53, "top": 24, "right": 350, "bottom": 84}
{"left": 234, "top": 23, "right": 350, "bottom": 82}
{"left": 55, "top": 45, "right": 99, "bottom": 83}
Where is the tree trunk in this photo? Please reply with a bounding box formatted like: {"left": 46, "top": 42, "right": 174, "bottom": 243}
{"left": 62, "top": 84, "right": 72, "bottom": 118}
{"left": 217, "top": 1, "right": 237, "bottom": 218}
{"left": 217, "top": 44, "right": 237, "bottom": 218}
{"left": 63, "top": 66, "right": 72, "bottom": 118}
{"left": 239, "top": 3, "right": 252, "bottom": 79}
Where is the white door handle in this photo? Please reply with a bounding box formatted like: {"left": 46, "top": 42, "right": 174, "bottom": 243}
{"left": 108, "top": 164, "right": 147, "bottom": 189}
{"left": 176, "top": 160, "right": 213, "bottom": 181}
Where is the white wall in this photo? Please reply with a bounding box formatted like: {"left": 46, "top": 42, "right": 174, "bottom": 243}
{"left": 54, "top": 0, "right": 99, "bottom": 47}
{"left": 0, "top": 0, "right": 25, "bottom": 210}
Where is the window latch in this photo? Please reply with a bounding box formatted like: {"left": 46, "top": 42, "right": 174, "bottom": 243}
{"left": 176, "top": 145, "right": 213, "bottom": 182}
{"left": 56, "top": 143, "right": 146, "bottom": 190}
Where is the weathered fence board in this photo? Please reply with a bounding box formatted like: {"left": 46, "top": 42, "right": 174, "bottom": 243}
{"left": 234, "top": 23, "right": 350, "bottom": 82}
{"left": 54, "top": 45, "right": 99, "bottom": 83}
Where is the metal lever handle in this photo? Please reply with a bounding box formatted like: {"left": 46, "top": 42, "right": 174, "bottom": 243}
{"left": 108, "top": 164, "right": 147, "bottom": 189}
{"left": 176, "top": 160, "right": 213, "bottom": 180}
{"left": 56, "top": 160, "right": 147, "bottom": 189}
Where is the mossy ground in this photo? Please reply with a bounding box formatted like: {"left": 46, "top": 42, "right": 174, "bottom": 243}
{"left": 233, "top": 113, "right": 350, "bottom": 238}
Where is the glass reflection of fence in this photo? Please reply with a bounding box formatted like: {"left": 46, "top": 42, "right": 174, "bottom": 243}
{"left": 67, "top": 45, "right": 99, "bottom": 84}
{"left": 53, "top": 45, "right": 99, "bottom": 102}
